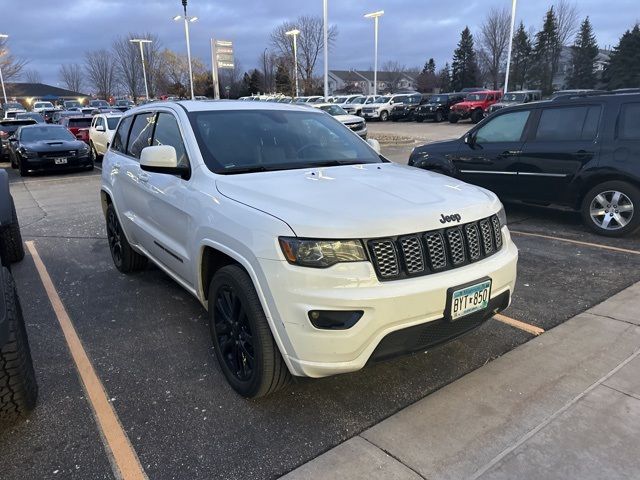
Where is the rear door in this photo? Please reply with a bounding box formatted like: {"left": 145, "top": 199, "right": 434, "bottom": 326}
{"left": 452, "top": 108, "right": 532, "bottom": 197}
{"left": 516, "top": 104, "right": 602, "bottom": 203}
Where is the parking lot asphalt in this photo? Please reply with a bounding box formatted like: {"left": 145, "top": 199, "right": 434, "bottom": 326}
{"left": 1, "top": 141, "right": 639, "bottom": 479}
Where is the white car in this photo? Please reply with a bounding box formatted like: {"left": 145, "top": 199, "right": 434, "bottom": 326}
{"left": 332, "top": 95, "right": 363, "bottom": 106}
{"left": 362, "top": 94, "right": 410, "bottom": 121}
{"left": 314, "top": 103, "right": 367, "bottom": 138}
{"left": 100, "top": 101, "right": 518, "bottom": 398}
{"left": 32, "top": 101, "right": 55, "bottom": 114}
{"left": 2, "top": 102, "right": 27, "bottom": 119}
{"left": 342, "top": 95, "right": 380, "bottom": 116}
{"left": 89, "top": 113, "right": 122, "bottom": 159}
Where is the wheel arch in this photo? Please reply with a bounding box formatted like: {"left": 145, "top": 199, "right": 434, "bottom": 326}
{"left": 576, "top": 174, "right": 640, "bottom": 210}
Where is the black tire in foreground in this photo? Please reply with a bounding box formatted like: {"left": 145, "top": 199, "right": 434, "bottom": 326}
{"left": 581, "top": 181, "right": 640, "bottom": 237}
{"left": 0, "top": 197, "right": 25, "bottom": 267}
{"left": 209, "top": 265, "right": 290, "bottom": 398}
{"left": 0, "top": 267, "right": 38, "bottom": 423}
{"left": 106, "top": 203, "right": 147, "bottom": 273}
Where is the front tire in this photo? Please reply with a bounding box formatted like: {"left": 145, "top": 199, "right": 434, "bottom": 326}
{"left": 380, "top": 111, "right": 389, "bottom": 122}
{"left": 209, "top": 265, "right": 290, "bottom": 398}
{"left": 0, "top": 197, "right": 25, "bottom": 266}
{"left": 581, "top": 181, "right": 640, "bottom": 237}
{"left": 0, "top": 268, "right": 38, "bottom": 423}
{"left": 448, "top": 113, "right": 459, "bottom": 124}
{"left": 105, "top": 204, "right": 147, "bottom": 273}
{"left": 435, "top": 110, "right": 444, "bottom": 123}
{"left": 471, "top": 109, "right": 484, "bottom": 124}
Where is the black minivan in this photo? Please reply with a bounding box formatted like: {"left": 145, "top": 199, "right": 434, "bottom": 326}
{"left": 409, "top": 92, "right": 640, "bottom": 237}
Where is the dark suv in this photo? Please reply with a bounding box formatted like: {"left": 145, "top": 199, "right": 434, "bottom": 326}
{"left": 408, "top": 92, "right": 640, "bottom": 237}
{"left": 389, "top": 93, "right": 425, "bottom": 121}
{"left": 415, "top": 93, "right": 466, "bottom": 123}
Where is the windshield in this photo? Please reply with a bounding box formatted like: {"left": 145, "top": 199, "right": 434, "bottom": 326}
{"left": 91, "top": 101, "right": 110, "bottom": 108}
{"left": 430, "top": 95, "right": 449, "bottom": 103}
{"left": 334, "top": 97, "right": 348, "bottom": 104}
{"left": 347, "top": 97, "right": 363, "bottom": 104}
{"left": 65, "top": 101, "right": 81, "bottom": 108}
{"left": 376, "top": 96, "right": 391, "bottom": 104}
{"left": 465, "top": 94, "right": 487, "bottom": 101}
{"left": 189, "top": 110, "right": 381, "bottom": 174}
{"left": 503, "top": 93, "right": 526, "bottom": 102}
{"left": 3, "top": 103, "right": 23, "bottom": 110}
{"left": 16, "top": 113, "right": 43, "bottom": 122}
{"left": 21, "top": 126, "right": 75, "bottom": 142}
{"left": 107, "top": 117, "right": 121, "bottom": 129}
{"left": 35, "top": 102, "right": 54, "bottom": 109}
{"left": 319, "top": 105, "right": 348, "bottom": 116}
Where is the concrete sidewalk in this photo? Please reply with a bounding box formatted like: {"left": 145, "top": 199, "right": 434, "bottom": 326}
{"left": 282, "top": 283, "right": 640, "bottom": 480}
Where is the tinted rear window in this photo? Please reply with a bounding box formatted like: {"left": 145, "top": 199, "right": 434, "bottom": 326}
{"left": 535, "top": 106, "right": 601, "bottom": 142}
{"left": 68, "top": 118, "right": 92, "bottom": 128}
{"left": 618, "top": 103, "right": 640, "bottom": 140}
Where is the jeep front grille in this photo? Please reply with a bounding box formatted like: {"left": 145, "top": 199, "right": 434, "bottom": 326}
{"left": 368, "top": 215, "right": 503, "bottom": 281}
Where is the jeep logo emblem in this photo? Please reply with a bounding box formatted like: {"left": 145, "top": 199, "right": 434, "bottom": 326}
{"left": 440, "top": 213, "right": 462, "bottom": 224}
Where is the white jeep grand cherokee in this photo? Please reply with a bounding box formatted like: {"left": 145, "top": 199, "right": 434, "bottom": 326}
{"left": 100, "top": 101, "right": 518, "bottom": 398}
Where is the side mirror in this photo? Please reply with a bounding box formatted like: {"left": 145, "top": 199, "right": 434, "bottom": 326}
{"left": 367, "top": 138, "right": 381, "bottom": 154}
{"left": 95, "top": 125, "right": 105, "bottom": 132}
{"left": 140, "top": 145, "right": 189, "bottom": 179}
{"left": 464, "top": 133, "right": 476, "bottom": 147}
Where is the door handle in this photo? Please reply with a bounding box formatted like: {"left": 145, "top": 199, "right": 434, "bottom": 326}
{"left": 138, "top": 173, "right": 150, "bottom": 183}
{"left": 497, "top": 150, "right": 521, "bottom": 158}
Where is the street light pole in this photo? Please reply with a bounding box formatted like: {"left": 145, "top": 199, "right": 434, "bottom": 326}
{"left": 0, "top": 34, "right": 9, "bottom": 105}
{"left": 364, "top": 11, "right": 384, "bottom": 97}
{"left": 285, "top": 29, "right": 300, "bottom": 97}
{"left": 174, "top": 0, "right": 198, "bottom": 100}
{"left": 130, "top": 38, "right": 152, "bottom": 101}
{"left": 323, "top": 0, "right": 329, "bottom": 100}
{"left": 504, "top": 0, "right": 518, "bottom": 94}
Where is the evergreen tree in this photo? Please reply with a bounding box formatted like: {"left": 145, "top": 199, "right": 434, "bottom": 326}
{"left": 274, "top": 61, "right": 292, "bottom": 95}
{"left": 451, "top": 27, "right": 480, "bottom": 91}
{"left": 567, "top": 17, "right": 599, "bottom": 88}
{"left": 438, "top": 63, "right": 452, "bottom": 92}
{"left": 605, "top": 24, "right": 640, "bottom": 90}
{"left": 531, "top": 7, "right": 562, "bottom": 95}
{"left": 426, "top": 58, "right": 436, "bottom": 75}
{"left": 417, "top": 58, "right": 438, "bottom": 92}
{"left": 509, "top": 22, "right": 533, "bottom": 90}
{"left": 249, "top": 69, "right": 264, "bottom": 94}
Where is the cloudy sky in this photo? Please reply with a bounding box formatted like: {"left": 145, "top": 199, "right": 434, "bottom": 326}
{"left": 3, "top": 0, "right": 638, "bottom": 88}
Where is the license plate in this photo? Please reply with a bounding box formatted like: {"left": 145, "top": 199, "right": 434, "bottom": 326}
{"left": 54, "top": 158, "right": 67, "bottom": 165}
{"left": 449, "top": 280, "right": 492, "bottom": 321}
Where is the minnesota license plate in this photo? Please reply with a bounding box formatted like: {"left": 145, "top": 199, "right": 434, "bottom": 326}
{"left": 449, "top": 280, "right": 492, "bottom": 321}
{"left": 54, "top": 158, "right": 67, "bottom": 165}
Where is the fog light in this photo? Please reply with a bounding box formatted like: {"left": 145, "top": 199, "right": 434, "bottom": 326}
{"left": 308, "top": 310, "right": 364, "bottom": 330}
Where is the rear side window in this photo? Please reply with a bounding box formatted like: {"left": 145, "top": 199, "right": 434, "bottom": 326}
{"left": 111, "top": 115, "right": 133, "bottom": 153}
{"left": 618, "top": 103, "right": 640, "bottom": 140}
{"left": 152, "top": 113, "right": 189, "bottom": 168}
{"left": 127, "top": 113, "right": 155, "bottom": 159}
{"left": 535, "top": 106, "right": 601, "bottom": 142}
{"left": 68, "top": 118, "right": 92, "bottom": 128}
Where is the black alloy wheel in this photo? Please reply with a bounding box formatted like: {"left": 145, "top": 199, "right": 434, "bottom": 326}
{"left": 106, "top": 206, "right": 123, "bottom": 269}
{"left": 435, "top": 110, "right": 444, "bottom": 123}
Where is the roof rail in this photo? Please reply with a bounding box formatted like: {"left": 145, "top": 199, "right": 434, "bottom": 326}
{"left": 551, "top": 89, "right": 640, "bottom": 102}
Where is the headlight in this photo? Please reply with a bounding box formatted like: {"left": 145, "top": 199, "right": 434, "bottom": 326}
{"left": 19, "top": 147, "right": 37, "bottom": 158}
{"left": 497, "top": 204, "right": 507, "bottom": 227}
{"left": 279, "top": 237, "right": 367, "bottom": 268}
{"left": 79, "top": 144, "right": 89, "bottom": 154}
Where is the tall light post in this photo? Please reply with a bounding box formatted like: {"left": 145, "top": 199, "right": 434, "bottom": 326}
{"left": 129, "top": 38, "right": 152, "bottom": 101}
{"left": 364, "top": 11, "right": 384, "bottom": 97}
{"left": 323, "top": 0, "right": 329, "bottom": 100}
{"left": 174, "top": 0, "right": 198, "bottom": 100}
{"left": 285, "top": 29, "right": 300, "bottom": 97}
{"left": 504, "top": 0, "right": 518, "bottom": 93}
{"left": 0, "top": 34, "right": 9, "bottom": 105}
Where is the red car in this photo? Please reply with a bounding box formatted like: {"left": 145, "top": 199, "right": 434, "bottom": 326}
{"left": 61, "top": 116, "right": 92, "bottom": 145}
{"left": 448, "top": 90, "right": 502, "bottom": 124}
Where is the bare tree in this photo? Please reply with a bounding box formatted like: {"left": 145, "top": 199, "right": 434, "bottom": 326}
{"left": 22, "top": 69, "right": 42, "bottom": 83}
{"left": 112, "top": 35, "right": 143, "bottom": 99}
{"left": 271, "top": 16, "right": 338, "bottom": 94}
{"left": 59, "top": 63, "right": 84, "bottom": 93}
{"left": 138, "top": 34, "right": 162, "bottom": 98}
{"left": 156, "top": 49, "right": 189, "bottom": 95}
{"left": 478, "top": 7, "right": 511, "bottom": 89}
{"left": 260, "top": 50, "right": 278, "bottom": 93}
{"left": 381, "top": 61, "right": 407, "bottom": 93}
{"left": 0, "top": 37, "right": 27, "bottom": 81}
{"left": 85, "top": 49, "right": 116, "bottom": 99}
{"left": 555, "top": 0, "right": 580, "bottom": 47}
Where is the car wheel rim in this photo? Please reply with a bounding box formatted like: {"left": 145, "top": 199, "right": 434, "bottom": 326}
{"left": 107, "top": 210, "right": 123, "bottom": 266}
{"left": 214, "top": 286, "right": 254, "bottom": 382}
{"left": 590, "top": 190, "right": 634, "bottom": 231}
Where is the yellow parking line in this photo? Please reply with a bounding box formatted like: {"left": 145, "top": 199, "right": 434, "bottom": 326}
{"left": 510, "top": 230, "right": 640, "bottom": 255}
{"left": 25, "top": 241, "right": 147, "bottom": 480}
{"left": 494, "top": 313, "right": 545, "bottom": 336}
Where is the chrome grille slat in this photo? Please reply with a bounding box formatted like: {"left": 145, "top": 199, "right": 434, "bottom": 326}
{"left": 491, "top": 215, "right": 503, "bottom": 250}
{"left": 370, "top": 240, "right": 399, "bottom": 278}
{"left": 400, "top": 236, "right": 425, "bottom": 274}
{"left": 424, "top": 232, "right": 447, "bottom": 271}
{"left": 479, "top": 219, "right": 495, "bottom": 255}
{"left": 446, "top": 228, "right": 466, "bottom": 266}
{"left": 464, "top": 223, "right": 481, "bottom": 261}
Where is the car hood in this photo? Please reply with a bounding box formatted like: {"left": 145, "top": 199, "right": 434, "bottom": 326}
{"left": 215, "top": 162, "right": 499, "bottom": 238}
{"left": 333, "top": 114, "right": 364, "bottom": 124}
{"left": 452, "top": 101, "right": 483, "bottom": 109}
{"left": 22, "top": 139, "right": 85, "bottom": 151}
{"left": 493, "top": 101, "right": 519, "bottom": 108}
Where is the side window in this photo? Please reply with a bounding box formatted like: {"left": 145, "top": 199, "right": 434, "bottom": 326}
{"left": 96, "top": 117, "right": 104, "bottom": 129}
{"left": 127, "top": 113, "right": 155, "bottom": 159}
{"left": 475, "top": 110, "right": 531, "bottom": 143}
{"left": 152, "top": 113, "right": 189, "bottom": 168}
{"left": 618, "top": 103, "right": 640, "bottom": 140}
{"left": 111, "top": 115, "right": 133, "bottom": 154}
{"left": 535, "top": 106, "right": 601, "bottom": 142}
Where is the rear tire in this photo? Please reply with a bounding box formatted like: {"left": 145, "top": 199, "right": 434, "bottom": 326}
{"left": 448, "top": 113, "right": 459, "bottom": 124}
{"left": 581, "top": 181, "right": 640, "bottom": 237}
{"left": 0, "top": 197, "right": 25, "bottom": 266}
{"left": 0, "top": 268, "right": 38, "bottom": 424}
{"left": 435, "top": 110, "right": 444, "bottom": 123}
{"left": 208, "top": 265, "right": 290, "bottom": 398}
{"left": 105, "top": 204, "right": 147, "bottom": 273}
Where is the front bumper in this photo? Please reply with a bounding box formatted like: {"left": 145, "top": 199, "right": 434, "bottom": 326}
{"left": 389, "top": 110, "right": 412, "bottom": 120}
{"left": 259, "top": 229, "right": 518, "bottom": 378}
{"left": 362, "top": 110, "right": 381, "bottom": 119}
{"left": 20, "top": 154, "right": 93, "bottom": 173}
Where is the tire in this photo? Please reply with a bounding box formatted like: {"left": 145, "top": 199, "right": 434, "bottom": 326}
{"left": 416, "top": 117, "right": 424, "bottom": 123}
{"left": 448, "top": 113, "right": 459, "bottom": 124}
{"left": 90, "top": 142, "right": 102, "bottom": 162}
{"left": 9, "top": 152, "right": 17, "bottom": 170}
{"left": 18, "top": 159, "right": 28, "bottom": 177}
{"left": 0, "top": 197, "right": 25, "bottom": 266}
{"left": 380, "top": 111, "right": 389, "bottom": 122}
{"left": 471, "top": 109, "right": 484, "bottom": 124}
{"left": 208, "top": 265, "right": 290, "bottom": 398}
{"left": 581, "top": 181, "right": 640, "bottom": 237}
{"left": 105, "top": 203, "right": 147, "bottom": 273}
{"left": 435, "top": 110, "right": 444, "bottom": 123}
{"left": 0, "top": 268, "right": 38, "bottom": 423}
